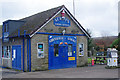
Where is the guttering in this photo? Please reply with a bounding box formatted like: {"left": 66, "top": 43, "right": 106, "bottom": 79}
{"left": 26, "top": 37, "right": 31, "bottom": 72}
{"left": 29, "top": 38, "right": 31, "bottom": 72}
{"left": 36, "top": 32, "right": 86, "bottom": 36}
{"left": 8, "top": 34, "right": 30, "bottom": 38}
{"left": 27, "top": 39, "right": 29, "bottom": 71}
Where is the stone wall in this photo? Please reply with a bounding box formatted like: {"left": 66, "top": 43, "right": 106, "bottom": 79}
{"left": 77, "top": 36, "right": 88, "bottom": 66}
{"left": 2, "top": 37, "right": 24, "bottom": 70}
{"left": 31, "top": 34, "right": 48, "bottom": 71}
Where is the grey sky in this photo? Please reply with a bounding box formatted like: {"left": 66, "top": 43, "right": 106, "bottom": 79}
{"left": 0, "top": 0, "right": 119, "bottom": 37}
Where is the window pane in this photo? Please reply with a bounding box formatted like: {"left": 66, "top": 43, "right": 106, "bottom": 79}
{"left": 54, "top": 44, "right": 59, "bottom": 57}
{"left": 68, "top": 44, "right": 72, "bottom": 52}
{"left": 68, "top": 44, "right": 72, "bottom": 56}
{"left": 79, "top": 44, "right": 83, "bottom": 52}
{"left": 79, "top": 43, "right": 84, "bottom": 56}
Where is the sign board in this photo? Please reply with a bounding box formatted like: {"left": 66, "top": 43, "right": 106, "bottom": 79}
{"left": 53, "top": 17, "right": 70, "bottom": 27}
{"left": 3, "top": 32, "right": 9, "bottom": 42}
{"left": 68, "top": 57, "right": 75, "bottom": 61}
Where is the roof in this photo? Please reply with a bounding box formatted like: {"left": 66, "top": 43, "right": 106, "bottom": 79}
{"left": 9, "top": 5, "right": 63, "bottom": 37}
{"left": 9, "top": 5, "right": 90, "bottom": 38}
{"left": 0, "top": 25, "right": 2, "bottom": 38}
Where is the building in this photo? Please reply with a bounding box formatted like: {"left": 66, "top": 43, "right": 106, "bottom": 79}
{"left": 2, "top": 5, "right": 90, "bottom": 71}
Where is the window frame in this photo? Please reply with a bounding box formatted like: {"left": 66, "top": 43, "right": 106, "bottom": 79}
{"left": 68, "top": 44, "right": 73, "bottom": 56}
{"left": 2, "top": 46, "right": 11, "bottom": 59}
{"left": 4, "top": 24, "right": 8, "bottom": 32}
{"left": 54, "top": 44, "right": 59, "bottom": 57}
{"left": 37, "top": 42, "right": 44, "bottom": 58}
{"left": 78, "top": 43, "right": 84, "bottom": 56}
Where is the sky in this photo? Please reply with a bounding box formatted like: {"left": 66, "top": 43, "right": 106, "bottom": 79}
{"left": 0, "top": 0, "right": 119, "bottom": 37}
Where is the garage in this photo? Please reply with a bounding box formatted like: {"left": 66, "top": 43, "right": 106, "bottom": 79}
{"left": 2, "top": 5, "right": 90, "bottom": 71}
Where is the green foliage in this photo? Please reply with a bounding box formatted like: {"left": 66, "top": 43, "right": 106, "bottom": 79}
{"left": 95, "top": 46, "right": 100, "bottom": 51}
{"left": 88, "top": 38, "right": 94, "bottom": 51}
{"left": 110, "top": 33, "right": 120, "bottom": 51}
{"left": 86, "top": 29, "right": 94, "bottom": 51}
{"left": 110, "top": 39, "right": 118, "bottom": 48}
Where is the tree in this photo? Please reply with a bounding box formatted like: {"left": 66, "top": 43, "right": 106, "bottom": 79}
{"left": 86, "top": 29, "right": 94, "bottom": 56}
{"left": 118, "top": 32, "right": 120, "bottom": 51}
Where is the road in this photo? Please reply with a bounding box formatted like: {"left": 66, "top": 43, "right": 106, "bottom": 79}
{"left": 1, "top": 65, "right": 119, "bottom": 78}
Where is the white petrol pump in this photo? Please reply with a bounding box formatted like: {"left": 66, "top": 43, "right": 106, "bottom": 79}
{"left": 107, "top": 48, "right": 118, "bottom": 67}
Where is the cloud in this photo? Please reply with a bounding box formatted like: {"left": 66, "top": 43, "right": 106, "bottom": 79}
{"left": 0, "top": 0, "right": 119, "bottom": 37}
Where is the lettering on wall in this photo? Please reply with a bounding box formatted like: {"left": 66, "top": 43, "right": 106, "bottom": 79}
{"left": 49, "top": 36, "right": 76, "bottom": 43}
{"left": 53, "top": 17, "right": 70, "bottom": 27}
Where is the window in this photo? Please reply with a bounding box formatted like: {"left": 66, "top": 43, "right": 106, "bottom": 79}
{"left": 54, "top": 44, "right": 59, "bottom": 57}
{"left": 37, "top": 43, "right": 44, "bottom": 58}
{"left": 4, "top": 24, "right": 8, "bottom": 32}
{"left": 2, "top": 46, "right": 10, "bottom": 58}
{"left": 79, "top": 43, "right": 84, "bottom": 56}
{"left": 68, "top": 44, "right": 72, "bottom": 56}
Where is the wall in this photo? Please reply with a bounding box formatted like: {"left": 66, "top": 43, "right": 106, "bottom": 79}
{"left": 31, "top": 35, "right": 48, "bottom": 71}
{"left": 39, "top": 12, "right": 84, "bottom": 35}
{"left": 77, "top": 36, "right": 88, "bottom": 66}
{"left": 2, "top": 37, "right": 24, "bottom": 70}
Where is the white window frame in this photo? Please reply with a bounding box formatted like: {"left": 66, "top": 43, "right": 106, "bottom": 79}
{"left": 37, "top": 42, "right": 44, "bottom": 58}
{"left": 79, "top": 43, "right": 84, "bottom": 56}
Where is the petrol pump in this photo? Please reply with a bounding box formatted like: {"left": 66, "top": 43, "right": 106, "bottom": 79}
{"left": 107, "top": 48, "right": 118, "bottom": 67}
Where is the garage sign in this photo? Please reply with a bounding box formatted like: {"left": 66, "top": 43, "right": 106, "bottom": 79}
{"left": 53, "top": 17, "right": 70, "bottom": 27}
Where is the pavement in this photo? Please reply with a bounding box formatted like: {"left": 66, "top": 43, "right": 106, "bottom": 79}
{"left": 0, "top": 65, "right": 119, "bottom": 78}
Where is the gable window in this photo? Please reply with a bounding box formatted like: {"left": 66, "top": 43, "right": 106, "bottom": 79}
{"left": 37, "top": 42, "right": 44, "bottom": 58}
{"left": 2, "top": 46, "right": 10, "bottom": 58}
{"left": 79, "top": 43, "right": 84, "bottom": 56}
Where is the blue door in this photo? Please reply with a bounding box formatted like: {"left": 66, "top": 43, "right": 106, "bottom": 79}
{"left": 12, "top": 45, "right": 21, "bottom": 70}
{"left": 49, "top": 35, "right": 77, "bottom": 69}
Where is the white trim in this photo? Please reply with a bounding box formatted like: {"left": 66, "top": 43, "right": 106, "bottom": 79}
{"left": 30, "top": 7, "right": 64, "bottom": 37}
{"left": 30, "top": 6, "right": 90, "bottom": 38}
{"left": 2, "top": 57, "right": 10, "bottom": 59}
{"left": 37, "top": 42, "right": 44, "bottom": 58}
{"left": 78, "top": 43, "right": 84, "bottom": 56}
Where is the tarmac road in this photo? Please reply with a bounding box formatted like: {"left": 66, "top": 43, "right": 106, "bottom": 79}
{"left": 1, "top": 65, "right": 119, "bottom": 78}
